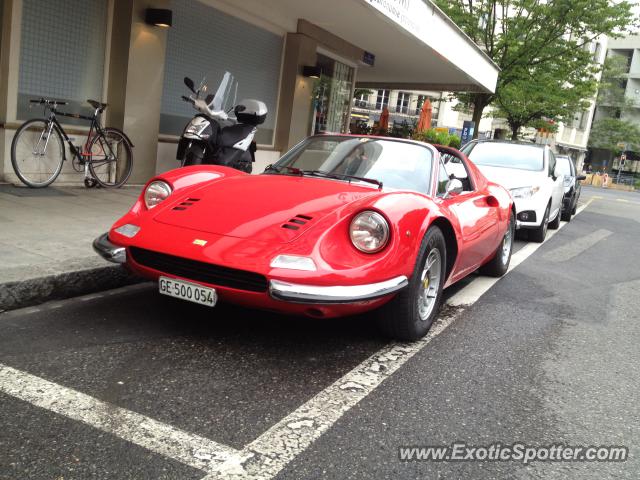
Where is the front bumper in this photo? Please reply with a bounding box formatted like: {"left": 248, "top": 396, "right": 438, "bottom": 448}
{"left": 269, "top": 276, "right": 408, "bottom": 304}
{"left": 92, "top": 233, "right": 126, "bottom": 264}
{"left": 512, "top": 197, "right": 546, "bottom": 229}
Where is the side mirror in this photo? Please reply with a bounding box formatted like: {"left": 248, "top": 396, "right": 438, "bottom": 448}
{"left": 184, "top": 77, "right": 196, "bottom": 94}
{"left": 576, "top": 174, "right": 587, "bottom": 181}
{"left": 444, "top": 178, "right": 463, "bottom": 198}
{"left": 553, "top": 165, "right": 561, "bottom": 180}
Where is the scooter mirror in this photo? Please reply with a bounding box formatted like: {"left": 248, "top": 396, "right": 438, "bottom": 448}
{"left": 184, "top": 77, "right": 196, "bottom": 93}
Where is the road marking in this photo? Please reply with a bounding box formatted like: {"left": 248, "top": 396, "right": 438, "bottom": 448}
{"left": 616, "top": 198, "right": 630, "bottom": 203}
{"left": 200, "top": 308, "right": 462, "bottom": 479}
{"left": 0, "top": 201, "right": 595, "bottom": 479}
{"left": 0, "top": 365, "right": 239, "bottom": 472}
{"left": 543, "top": 229, "right": 612, "bottom": 262}
{"left": 448, "top": 200, "right": 592, "bottom": 306}
{"left": 199, "top": 199, "right": 596, "bottom": 480}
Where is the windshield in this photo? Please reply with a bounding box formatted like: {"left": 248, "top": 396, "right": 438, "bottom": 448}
{"left": 197, "top": 71, "right": 237, "bottom": 111}
{"left": 556, "top": 156, "right": 574, "bottom": 176}
{"left": 462, "top": 142, "right": 544, "bottom": 171}
{"left": 267, "top": 136, "right": 434, "bottom": 193}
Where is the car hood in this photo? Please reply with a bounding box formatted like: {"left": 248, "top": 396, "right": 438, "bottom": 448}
{"left": 153, "top": 174, "right": 379, "bottom": 244}
{"left": 476, "top": 165, "right": 545, "bottom": 190}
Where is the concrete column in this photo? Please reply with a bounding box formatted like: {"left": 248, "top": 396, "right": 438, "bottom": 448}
{"left": 0, "top": 0, "right": 21, "bottom": 181}
{"left": 274, "top": 33, "right": 317, "bottom": 152}
{"left": 105, "top": 0, "right": 169, "bottom": 184}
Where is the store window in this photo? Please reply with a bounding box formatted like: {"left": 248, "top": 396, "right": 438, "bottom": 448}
{"left": 311, "top": 53, "right": 355, "bottom": 135}
{"left": 415, "top": 95, "right": 426, "bottom": 115}
{"left": 376, "top": 89, "right": 390, "bottom": 110}
{"left": 396, "top": 91, "right": 410, "bottom": 114}
{"left": 160, "top": 0, "right": 283, "bottom": 145}
{"left": 17, "top": 0, "right": 107, "bottom": 124}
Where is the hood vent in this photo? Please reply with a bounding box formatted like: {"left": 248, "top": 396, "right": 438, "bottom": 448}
{"left": 172, "top": 198, "right": 200, "bottom": 211}
{"left": 281, "top": 214, "right": 313, "bottom": 230}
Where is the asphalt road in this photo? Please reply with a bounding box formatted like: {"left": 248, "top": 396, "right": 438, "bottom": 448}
{"left": 0, "top": 185, "right": 638, "bottom": 479}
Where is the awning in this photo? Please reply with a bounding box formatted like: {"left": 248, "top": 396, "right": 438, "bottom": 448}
{"left": 212, "top": 0, "right": 499, "bottom": 94}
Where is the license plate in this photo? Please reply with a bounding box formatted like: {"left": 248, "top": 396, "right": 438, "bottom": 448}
{"left": 158, "top": 276, "right": 217, "bottom": 307}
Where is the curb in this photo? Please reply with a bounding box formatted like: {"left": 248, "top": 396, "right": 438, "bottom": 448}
{"left": 0, "top": 265, "right": 142, "bottom": 312}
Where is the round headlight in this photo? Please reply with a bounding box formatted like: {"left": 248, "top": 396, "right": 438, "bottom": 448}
{"left": 144, "top": 181, "right": 172, "bottom": 209}
{"left": 349, "top": 211, "right": 390, "bottom": 253}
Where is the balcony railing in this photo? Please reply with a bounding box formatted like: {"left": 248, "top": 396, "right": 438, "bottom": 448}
{"left": 352, "top": 100, "right": 428, "bottom": 116}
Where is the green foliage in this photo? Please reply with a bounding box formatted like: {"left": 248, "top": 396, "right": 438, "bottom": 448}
{"left": 448, "top": 135, "right": 462, "bottom": 149}
{"left": 353, "top": 88, "right": 373, "bottom": 99}
{"left": 433, "top": 0, "right": 636, "bottom": 138}
{"left": 596, "top": 55, "right": 632, "bottom": 110}
{"left": 492, "top": 61, "right": 597, "bottom": 138}
{"left": 388, "top": 120, "right": 415, "bottom": 138}
{"left": 589, "top": 55, "right": 640, "bottom": 156}
{"left": 413, "top": 129, "right": 462, "bottom": 148}
{"left": 588, "top": 118, "right": 640, "bottom": 154}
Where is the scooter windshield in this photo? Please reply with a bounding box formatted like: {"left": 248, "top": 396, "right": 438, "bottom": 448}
{"left": 199, "top": 71, "right": 237, "bottom": 113}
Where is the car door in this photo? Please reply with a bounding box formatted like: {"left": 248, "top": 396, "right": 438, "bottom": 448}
{"left": 547, "top": 150, "right": 564, "bottom": 220}
{"left": 436, "top": 155, "right": 500, "bottom": 276}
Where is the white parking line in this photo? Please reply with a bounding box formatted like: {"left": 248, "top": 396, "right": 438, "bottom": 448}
{"left": 0, "top": 200, "right": 594, "bottom": 479}
{"left": 200, "top": 200, "right": 595, "bottom": 480}
{"left": 0, "top": 364, "right": 239, "bottom": 472}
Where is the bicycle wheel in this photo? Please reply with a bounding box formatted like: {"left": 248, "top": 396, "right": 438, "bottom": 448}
{"left": 11, "top": 119, "right": 65, "bottom": 188}
{"left": 88, "top": 128, "right": 133, "bottom": 188}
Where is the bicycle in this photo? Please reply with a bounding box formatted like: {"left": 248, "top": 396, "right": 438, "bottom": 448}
{"left": 11, "top": 98, "right": 134, "bottom": 188}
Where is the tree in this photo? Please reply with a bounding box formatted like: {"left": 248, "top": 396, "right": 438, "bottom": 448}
{"left": 594, "top": 55, "right": 634, "bottom": 115}
{"left": 353, "top": 88, "right": 373, "bottom": 99}
{"left": 588, "top": 55, "right": 640, "bottom": 154}
{"left": 434, "top": 0, "right": 635, "bottom": 138}
{"left": 588, "top": 117, "right": 640, "bottom": 153}
{"left": 493, "top": 60, "right": 598, "bottom": 139}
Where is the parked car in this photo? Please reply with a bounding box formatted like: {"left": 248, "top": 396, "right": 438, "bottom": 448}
{"left": 94, "top": 135, "right": 514, "bottom": 341}
{"left": 556, "top": 155, "right": 586, "bottom": 222}
{"left": 460, "top": 140, "right": 564, "bottom": 242}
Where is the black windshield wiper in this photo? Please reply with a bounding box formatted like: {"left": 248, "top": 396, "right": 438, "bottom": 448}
{"left": 264, "top": 164, "right": 303, "bottom": 175}
{"left": 301, "top": 170, "right": 383, "bottom": 189}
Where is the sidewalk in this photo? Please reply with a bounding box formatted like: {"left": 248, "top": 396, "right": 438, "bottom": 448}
{"left": 0, "top": 184, "right": 143, "bottom": 311}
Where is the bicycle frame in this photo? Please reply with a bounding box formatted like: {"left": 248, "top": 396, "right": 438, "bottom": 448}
{"left": 45, "top": 106, "right": 113, "bottom": 160}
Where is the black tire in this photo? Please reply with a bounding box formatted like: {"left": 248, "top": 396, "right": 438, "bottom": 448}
{"left": 88, "top": 128, "right": 133, "bottom": 188}
{"left": 376, "top": 226, "right": 447, "bottom": 341}
{"left": 529, "top": 203, "right": 550, "bottom": 243}
{"left": 549, "top": 205, "right": 561, "bottom": 229}
{"left": 561, "top": 201, "right": 572, "bottom": 222}
{"left": 571, "top": 198, "right": 578, "bottom": 215}
{"left": 11, "top": 118, "right": 65, "bottom": 188}
{"left": 480, "top": 210, "right": 515, "bottom": 277}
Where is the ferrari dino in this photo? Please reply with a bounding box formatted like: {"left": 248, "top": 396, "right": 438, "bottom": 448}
{"left": 94, "top": 135, "right": 515, "bottom": 340}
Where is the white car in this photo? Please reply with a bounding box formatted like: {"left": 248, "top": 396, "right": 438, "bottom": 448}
{"left": 459, "top": 140, "right": 564, "bottom": 242}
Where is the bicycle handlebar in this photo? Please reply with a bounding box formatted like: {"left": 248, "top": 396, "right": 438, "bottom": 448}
{"left": 30, "top": 98, "right": 68, "bottom": 106}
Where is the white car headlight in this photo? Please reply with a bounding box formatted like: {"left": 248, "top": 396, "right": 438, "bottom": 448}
{"left": 350, "top": 211, "right": 390, "bottom": 253}
{"left": 510, "top": 186, "right": 540, "bottom": 199}
{"left": 144, "top": 181, "right": 172, "bottom": 209}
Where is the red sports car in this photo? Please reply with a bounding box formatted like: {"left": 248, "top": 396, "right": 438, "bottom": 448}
{"left": 94, "top": 135, "right": 514, "bottom": 340}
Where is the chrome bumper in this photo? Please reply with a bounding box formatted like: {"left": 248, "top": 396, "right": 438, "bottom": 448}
{"left": 269, "top": 276, "right": 408, "bottom": 304}
{"left": 92, "top": 233, "right": 126, "bottom": 264}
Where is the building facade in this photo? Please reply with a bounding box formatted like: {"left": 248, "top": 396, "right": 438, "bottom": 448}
{"left": 0, "top": 0, "right": 498, "bottom": 186}
{"left": 591, "top": 34, "right": 640, "bottom": 174}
